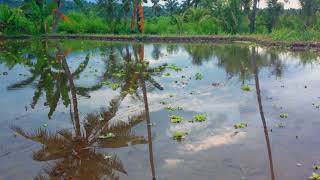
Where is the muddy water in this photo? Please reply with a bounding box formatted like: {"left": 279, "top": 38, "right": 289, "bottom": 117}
{"left": 0, "top": 40, "right": 320, "bottom": 180}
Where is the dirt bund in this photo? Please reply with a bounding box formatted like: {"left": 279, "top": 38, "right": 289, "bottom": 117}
{"left": 1, "top": 34, "right": 320, "bottom": 51}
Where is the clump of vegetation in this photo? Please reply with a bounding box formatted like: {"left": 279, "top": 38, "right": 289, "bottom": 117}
{"left": 170, "top": 115, "right": 183, "bottom": 123}
{"left": 195, "top": 72, "right": 202, "bottom": 80}
{"left": 240, "top": 85, "right": 251, "bottom": 91}
{"left": 164, "top": 106, "right": 183, "bottom": 111}
{"left": 234, "top": 122, "right": 248, "bottom": 129}
{"left": 166, "top": 64, "right": 182, "bottom": 72}
{"left": 313, "top": 164, "right": 320, "bottom": 170}
{"left": 172, "top": 131, "right": 188, "bottom": 141}
{"left": 193, "top": 114, "right": 207, "bottom": 122}
{"left": 274, "top": 123, "right": 285, "bottom": 128}
{"left": 309, "top": 172, "right": 320, "bottom": 180}
{"left": 164, "top": 72, "right": 171, "bottom": 76}
{"left": 98, "top": 133, "right": 115, "bottom": 139}
{"left": 279, "top": 113, "right": 288, "bottom": 118}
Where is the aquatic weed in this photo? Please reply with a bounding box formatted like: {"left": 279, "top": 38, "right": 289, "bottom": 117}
{"left": 279, "top": 113, "right": 288, "bottom": 118}
{"left": 172, "top": 131, "right": 188, "bottom": 141}
{"left": 195, "top": 72, "right": 202, "bottom": 80}
{"left": 240, "top": 85, "right": 251, "bottom": 91}
{"left": 234, "top": 122, "right": 248, "bottom": 129}
{"left": 193, "top": 114, "right": 207, "bottom": 122}
{"left": 170, "top": 115, "right": 183, "bottom": 123}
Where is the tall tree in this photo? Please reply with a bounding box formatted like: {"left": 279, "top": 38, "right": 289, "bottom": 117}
{"left": 266, "top": 0, "right": 283, "bottom": 32}
{"left": 165, "top": 0, "right": 179, "bottom": 15}
{"left": 299, "top": 0, "right": 320, "bottom": 28}
{"left": 151, "top": 0, "right": 161, "bottom": 16}
{"left": 250, "top": 0, "right": 258, "bottom": 33}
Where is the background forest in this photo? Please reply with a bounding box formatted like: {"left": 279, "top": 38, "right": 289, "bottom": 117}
{"left": 1, "top": 0, "right": 320, "bottom": 41}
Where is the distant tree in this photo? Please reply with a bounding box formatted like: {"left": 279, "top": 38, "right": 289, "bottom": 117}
{"left": 266, "top": 0, "right": 283, "bottom": 32}
{"left": 250, "top": 0, "right": 258, "bottom": 33}
{"left": 165, "top": 0, "right": 179, "bottom": 15}
{"left": 151, "top": 0, "right": 161, "bottom": 16}
{"left": 299, "top": 0, "right": 320, "bottom": 28}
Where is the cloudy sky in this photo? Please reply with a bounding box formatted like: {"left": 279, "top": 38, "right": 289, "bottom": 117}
{"left": 86, "top": 0, "right": 301, "bottom": 9}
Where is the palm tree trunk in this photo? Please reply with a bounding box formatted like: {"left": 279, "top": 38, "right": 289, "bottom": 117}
{"left": 131, "top": 0, "right": 137, "bottom": 32}
{"left": 137, "top": 1, "right": 144, "bottom": 33}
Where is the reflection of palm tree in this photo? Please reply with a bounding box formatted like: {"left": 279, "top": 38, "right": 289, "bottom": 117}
{"left": 141, "top": 78, "right": 157, "bottom": 180}
{"left": 5, "top": 41, "right": 100, "bottom": 118}
{"left": 251, "top": 47, "right": 275, "bottom": 180}
{"left": 12, "top": 43, "right": 148, "bottom": 180}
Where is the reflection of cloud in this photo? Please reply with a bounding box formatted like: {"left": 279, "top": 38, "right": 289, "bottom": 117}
{"left": 165, "top": 159, "right": 184, "bottom": 167}
{"left": 179, "top": 131, "right": 246, "bottom": 154}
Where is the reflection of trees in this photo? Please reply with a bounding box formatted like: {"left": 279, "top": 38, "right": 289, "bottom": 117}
{"left": 183, "top": 44, "right": 216, "bottom": 65}
{"left": 151, "top": 44, "right": 163, "bottom": 60}
{"left": 12, "top": 43, "right": 149, "bottom": 180}
{"left": 215, "top": 45, "right": 285, "bottom": 82}
{"left": 251, "top": 47, "right": 275, "bottom": 180}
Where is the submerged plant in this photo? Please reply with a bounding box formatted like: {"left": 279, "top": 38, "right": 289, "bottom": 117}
{"left": 279, "top": 113, "right": 288, "bottom": 118}
{"left": 234, "top": 122, "right": 248, "bottom": 129}
{"left": 274, "top": 123, "right": 285, "bottom": 128}
{"left": 170, "top": 115, "right": 183, "bottom": 123}
{"left": 164, "top": 106, "right": 183, "bottom": 111}
{"left": 193, "top": 114, "right": 207, "bottom": 122}
{"left": 172, "top": 131, "right": 188, "bottom": 141}
{"left": 195, "top": 72, "right": 202, "bottom": 80}
{"left": 240, "top": 85, "right": 251, "bottom": 91}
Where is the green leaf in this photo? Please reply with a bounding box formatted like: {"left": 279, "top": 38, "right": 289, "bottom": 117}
{"left": 172, "top": 131, "right": 188, "bottom": 141}
{"left": 234, "top": 122, "right": 247, "bottom": 129}
{"left": 240, "top": 85, "right": 250, "bottom": 91}
{"left": 313, "top": 165, "right": 320, "bottom": 170}
{"left": 170, "top": 115, "right": 183, "bottom": 123}
{"left": 309, "top": 172, "right": 320, "bottom": 180}
{"left": 279, "top": 113, "right": 288, "bottom": 118}
{"left": 193, "top": 114, "right": 207, "bottom": 122}
{"left": 274, "top": 123, "right": 285, "bottom": 128}
{"left": 104, "top": 155, "right": 112, "bottom": 159}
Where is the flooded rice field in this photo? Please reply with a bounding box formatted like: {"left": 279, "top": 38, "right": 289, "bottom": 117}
{"left": 0, "top": 40, "right": 320, "bottom": 180}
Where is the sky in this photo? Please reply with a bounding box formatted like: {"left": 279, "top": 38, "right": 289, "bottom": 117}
{"left": 86, "top": 0, "right": 301, "bottom": 9}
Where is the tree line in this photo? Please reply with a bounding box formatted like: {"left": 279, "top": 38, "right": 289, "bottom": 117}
{"left": 1, "top": 0, "right": 320, "bottom": 41}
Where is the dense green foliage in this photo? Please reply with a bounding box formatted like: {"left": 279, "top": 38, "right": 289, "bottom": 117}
{"left": 1, "top": 0, "right": 320, "bottom": 41}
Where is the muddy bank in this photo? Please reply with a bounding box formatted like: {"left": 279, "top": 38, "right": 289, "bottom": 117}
{"left": 1, "top": 34, "right": 320, "bottom": 50}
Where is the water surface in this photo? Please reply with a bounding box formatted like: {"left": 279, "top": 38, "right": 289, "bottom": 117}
{"left": 0, "top": 40, "right": 320, "bottom": 180}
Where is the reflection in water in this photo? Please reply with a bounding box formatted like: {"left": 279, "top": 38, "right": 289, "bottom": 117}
{"left": 251, "top": 47, "right": 275, "bottom": 180}
{"left": 1, "top": 40, "right": 319, "bottom": 180}
{"left": 11, "top": 43, "right": 159, "bottom": 180}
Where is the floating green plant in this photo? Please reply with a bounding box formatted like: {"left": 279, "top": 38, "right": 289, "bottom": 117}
{"left": 164, "top": 72, "right": 171, "bottom": 76}
{"left": 42, "top": 123, "right": 48, "bottom": 128}
{"left": 195, "top": 72, "right": 202, "bottom": 80}
{"left": 274, "top": 123, "right": 285, "bottom": 128}
{"left": 309, "top": 172, "right": 320, "bottom": 180}
{"left": 170, "top": 115, "right": 183, "bottom": 123}
{"left": 240, "top": 85, "right": 251, "bottom": 91}
{"left": 166, "top": 64, "right": 182, "bottom": 72}
{"left": 172, "top": 131, "right": 188, "bottom": 141}
{"left": 193, "top": 114, "right": 207, "bottom": 122}
{"left": 279, "top": 113, "right": 288, "bottom": 118}
{"left": 164, "top": 106, "right": 183, "bottom": 111}
{"left": 313, "top": 164, "right": 320, "bottom": 170}
{"left": 98, "top": 133, "right": 115, "bottom": 139}
{"left": 100, "top": 81, "right": 111, "bottom": 86}
{"left": 234, "top": 122, "right": 248, "bottom": 129}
